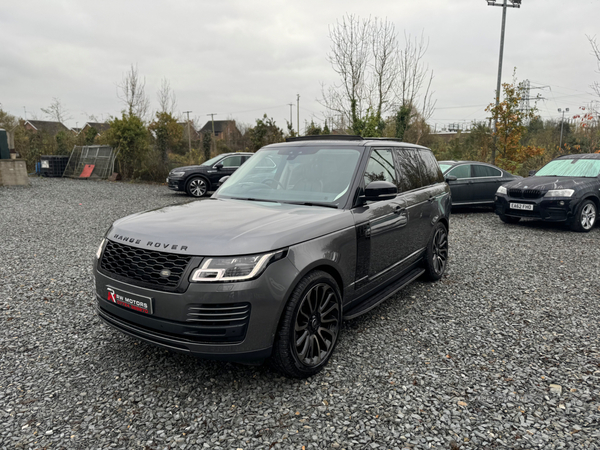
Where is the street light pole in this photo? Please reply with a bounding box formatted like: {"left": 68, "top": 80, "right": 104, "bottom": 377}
{"left": 487, "top": 0, "right": 521, "bottom": 165}
{"left": 558, "top": 108, "right": 569, "bottom": 150}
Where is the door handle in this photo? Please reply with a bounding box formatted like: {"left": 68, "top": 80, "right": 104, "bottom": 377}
{"left": 394, "top": 206, "right": 406, "bottom": 215}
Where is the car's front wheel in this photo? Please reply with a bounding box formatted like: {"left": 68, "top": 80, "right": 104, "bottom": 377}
{"left": 424, "top": 222, "right": 448, "bottom": 281}
{"left": 186, "top": 176, "right": 209, "bottom": 197}
{"left": 271, "top": 270, "right": 341, "bottom": 378}
{"left": 570, "top": 199, "right": 597, "bottom": 232}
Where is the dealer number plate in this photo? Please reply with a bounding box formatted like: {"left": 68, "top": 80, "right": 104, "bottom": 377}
{"left": 107, "top": 286, "right": 153, "bottom": 315}
{"left": 509, "top": 202, "right": 533, "bottom": 211}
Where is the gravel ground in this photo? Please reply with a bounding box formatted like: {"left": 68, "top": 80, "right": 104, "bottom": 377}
{"left": 1, "top": 177, "right": 599, "bottom": 450}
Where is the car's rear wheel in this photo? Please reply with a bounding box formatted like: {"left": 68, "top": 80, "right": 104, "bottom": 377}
{"left": 186, "top": 177, "right": 209, "bottom": 197}
{"left": 424, "top": 222, "right": 448, "bottom": 281}
{"left": 271, "top": 270, "right": 341, "bottom": 378}
{"left": 499, "top": 214, "right": 521, "bottom": 224}
{"left": 570, "top": 199, "right": 596, "bottom": 232}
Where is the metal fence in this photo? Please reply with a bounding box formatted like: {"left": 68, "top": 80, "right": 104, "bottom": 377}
{"left": 63, "top": 145, "right": 116, "bottom": 179}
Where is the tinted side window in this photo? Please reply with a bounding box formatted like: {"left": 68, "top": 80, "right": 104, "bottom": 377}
{"left": 446, "top": 164, "right": 471, "bottom": 179}
{"left": 220, "top": 155, "right": 243, "bottom": 168}
{"left": 419, "top": 150, "right": 444, "bottom": 184}
{"left": 472, "top": 164, "right": 501, "bottom": 177}
{"left": 364, "top": 149, "right": 398, "bottom": 187}
{"left": 394, "top": 148, "right": 424, "bottom": 192}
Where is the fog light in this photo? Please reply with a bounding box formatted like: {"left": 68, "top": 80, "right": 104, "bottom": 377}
{"left": 559, "top": 201, "right": 565, "bottom": 206}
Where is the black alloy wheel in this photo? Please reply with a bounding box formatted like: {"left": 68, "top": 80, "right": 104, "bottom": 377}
{"left": 571, "top": 199, "right": 597, "bottom": 232}
{"left": 272, "top": 271, "right": 341, "bottom": 378}
{"left": 424, "top": 222, "right": 449, "bottom": 281}
{"left": 186, "top": 176, "right": 209, "bottom": 197}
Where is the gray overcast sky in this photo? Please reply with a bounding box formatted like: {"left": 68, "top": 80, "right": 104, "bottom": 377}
{"left": 1, "top": 0, "right": 599, "bottom": 133}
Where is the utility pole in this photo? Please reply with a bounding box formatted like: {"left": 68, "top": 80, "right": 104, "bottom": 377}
{"left": 487, "top": 0, "right": 522, "bottom": 164}
{"left": 288, "top": 103, "right": 294, "bottom": 134}
{"left": 558, "top": 108, "right": 569, "bottom": 150}
{"left": 207, "top": 113, "right": 217, "bottom": 153}
{"left": 183, "top": 111, "right": 192, "bottom": 154}
{"left": 296, "top": 94, "right": 300, "bottom": 137}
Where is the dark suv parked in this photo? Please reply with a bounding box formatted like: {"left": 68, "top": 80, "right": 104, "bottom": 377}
{"left": 167, "top": 152, "right": 253, "bottom": 197}
{"left": 495, "top": 153, "right": 600, "bottom": 232}
{"left": 94, "top": 136, "right": 451, "bottom": 377}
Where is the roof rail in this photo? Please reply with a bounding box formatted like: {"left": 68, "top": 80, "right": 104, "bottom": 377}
{"left": 363, "top": 137, "right": 405, "bottom": 142}
{"left": 285, "top": 135, "right": 364, "bottom": 142}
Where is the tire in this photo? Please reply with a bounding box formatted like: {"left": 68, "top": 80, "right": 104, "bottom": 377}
{"left": 570, "top": 199, "right": 597, "bottom": 232}
{"left": 186, "top": 176, "right": 209, "bottom": 198}
{"left": 271, "top": 270, "right": 342, "bottom": 378}
{"left": 499, "top": 214, "right": 521, "bottom": 224}
{"left": 424, "top": 222, "right": 449, "bottom": 281}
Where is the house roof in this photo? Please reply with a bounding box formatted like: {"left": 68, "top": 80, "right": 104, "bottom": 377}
{"left": 24, "top": 120, "right": 69, "bottom": 135}
{"left": 199, "top": 120, "right": 237, "bottom": 134}
{"left": 178, "top": 122, "right": 201, "bottom": 140}
{"left": 82, "top": 122, "right": 111, "bottom": 134}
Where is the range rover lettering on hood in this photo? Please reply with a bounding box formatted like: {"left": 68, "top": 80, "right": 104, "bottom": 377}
{"left": 112, "top": 234, "right": 188, "bottom": 251}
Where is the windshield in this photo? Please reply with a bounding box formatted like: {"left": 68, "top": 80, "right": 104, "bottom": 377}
{"left": 215, "top": 146, "right": 362, "bottom": 207}
{"left": 201, "top": 155, "right": 224, "bottom": 167}
{"left": 535, "top": 159, "right": 600, "bottom": 178}
{"left": 438, "top": 163, "right": 452, "bottom": 173}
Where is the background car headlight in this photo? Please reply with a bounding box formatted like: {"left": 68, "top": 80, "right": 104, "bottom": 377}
{"left": 544, "top": 189, "right": 574, "bottom": 198}
{"left": 190, "top": 250, "right": 287, "bottom": 282}
{"left": 96, "top": 238, "right": 106, "bottom": 259}
{"left": 170, "top": 171, "right": 185, "bottom": 178}
{"left": 496, "top": 186, "right": 507, "bottom": 195}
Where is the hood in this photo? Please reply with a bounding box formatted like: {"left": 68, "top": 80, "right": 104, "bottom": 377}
{"left": 108, "top": 199, "right": 353, "bottom": 256}
{"left": 172, "top": 165, "right": 203, "bottom": 172}
{"left": 503, "top": 176, "right": 596, "bottom": 192}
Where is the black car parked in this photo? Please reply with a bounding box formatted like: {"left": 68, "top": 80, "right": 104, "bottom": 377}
{"left": 94, "top": 136, "right": 451, "bottom": 378}
{"left": 439, "top": 160, "right": 521, "bottom": 206}
{"left": 167, "top": 152, "right": 253, "bottom": 197}
{"left": 495, "top": 153, "right": 600, "bottom": 232}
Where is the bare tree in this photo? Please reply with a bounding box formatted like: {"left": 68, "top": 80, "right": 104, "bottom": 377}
{"left": 157, "top": 77, "right": 177, "bottom": 115}
{"left": 117, "top": 64, "right": 150, "bottom": 120}
{"left": 41, "top": 98, "right": 71, "bottom": 123}
{"left": 321, "top": 16, "right": 435, "bottom": 139}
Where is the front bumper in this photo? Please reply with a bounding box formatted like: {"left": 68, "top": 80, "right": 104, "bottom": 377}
{"left": 94, "top": 255, "right": 299, "bottom": 362}
{"left": 495, "top": 195, "right": 575, "bottom": 222}
{"left": 167, "top": 177, "right": 185, "bottom": 191}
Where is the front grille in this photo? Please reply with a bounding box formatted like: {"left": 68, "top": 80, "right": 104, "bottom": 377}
{"left": 508, "top": 188, "right": 543, "bottom": 199}
{"left": 185, "top": 303, "right": 251, "bottom": 342}
{"left": 100, "top": 240, "right": 192, "bottom": 291}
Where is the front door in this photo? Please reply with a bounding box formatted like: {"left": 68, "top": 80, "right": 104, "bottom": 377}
{"left": 445, "top": 164, "right": 472, "bottom": 204}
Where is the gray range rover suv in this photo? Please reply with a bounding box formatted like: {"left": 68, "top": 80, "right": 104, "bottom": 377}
{"left": 94, "top": 136, "right": 451, "bottom": 378}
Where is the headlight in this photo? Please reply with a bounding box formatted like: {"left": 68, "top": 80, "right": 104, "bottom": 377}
{"left": 544, "top": 189, "right": 574, "bottom": 198}
{"left": 190, "top": 250, "right": 287, "bottom": 282}
{"left": 170, "top": 171, "right": 185, "bottom": 178}
{"left": 96, "top": 238, "right": 106, "bottom": 259}
{"left": 496, "top": 186, "right": 507, "bottom": 195}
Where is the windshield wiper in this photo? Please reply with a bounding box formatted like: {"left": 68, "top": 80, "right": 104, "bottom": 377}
{"left": 282, "top": 201, "right": 338, "bottom": 209}
{"left": 234, "top": 198, "right": 279, "bottom": 203}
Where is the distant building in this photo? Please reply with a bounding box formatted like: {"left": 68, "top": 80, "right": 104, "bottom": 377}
{"left": 23, "top": 120, "right": 69, "bottom": 135}
{"left": 199, "top": 120, "right": 241, "bottom": 141}
{"left": 81, "top": 122, "right": 111, "bottom": 136}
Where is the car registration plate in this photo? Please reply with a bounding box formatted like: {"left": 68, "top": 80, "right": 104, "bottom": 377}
{"left": 509, "top": 202, "right": 533, "bottom": 211}
{"left": 106, "top": 286, "right": 153, "bottom": 315}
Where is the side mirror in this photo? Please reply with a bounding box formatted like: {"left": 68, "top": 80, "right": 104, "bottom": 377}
{"left": 219, "top": 175, "right": 230, "bottom": 185}
{"left": 445, "top": 175, "right": 457, "bottom": 182}
{"left": 528, "top": 170, "right": 537, "bottom": 177}
{"left": 215, "top": 164, "right": 223, "bottom": 171}
{"left": 363, "top": 181, "right": 398, "bottom": 202}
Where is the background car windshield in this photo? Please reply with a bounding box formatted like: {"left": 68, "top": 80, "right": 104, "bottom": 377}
{"left": 438, "top": 164, "right": 452, "bottom": 173}
{"left": 215, "top": 146, "right": 362, "bottom": 206}
{"left": 535, "top": 159, "right": 600, "bottom": 178}
{"left": 201, "top": 155, "right": 223, "bottom": 166}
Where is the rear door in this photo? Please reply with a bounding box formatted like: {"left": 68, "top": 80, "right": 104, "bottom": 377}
{"left": 470, "top": 164, "right": 503, "bottom": 203}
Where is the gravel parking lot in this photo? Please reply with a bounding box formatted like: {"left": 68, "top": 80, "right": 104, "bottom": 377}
{"left": 1, "top": 178, "right": 599, "bottom": 450}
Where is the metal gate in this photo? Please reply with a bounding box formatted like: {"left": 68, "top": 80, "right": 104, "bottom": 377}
{"left": 63, "top": 145, "right": 116, "bottom": 179}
